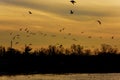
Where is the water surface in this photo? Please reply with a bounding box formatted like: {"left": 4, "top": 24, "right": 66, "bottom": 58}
{"left": 0, "top": 73, "right": 120, "bottom": 80}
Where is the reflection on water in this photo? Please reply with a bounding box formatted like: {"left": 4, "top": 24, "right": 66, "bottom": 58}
{"left": 0, "top": 73, "right": 120, "bottom": 80}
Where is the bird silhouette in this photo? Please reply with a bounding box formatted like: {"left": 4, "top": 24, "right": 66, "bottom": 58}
{"left": 59, "top": 45, "right": 63, "bottom": 48}
{"left": 68, "top": 33, "right": 71, "bottom": 36}
{"left": 70, "top": 0, "right": 76, "bottom": 5}
{"left": 26, "top": 30, "right": 29, "bottom": 33}
{"left": 16, "top": 36, "right": 20, "bottom": 39}
{"left": 19, "top": 28, "right": 22, "bottom": 31}
{"left": 111, "top": 36, "right": 114, "bottom": 39}
{"left": 10, "top": 32, "right": 13, "bottom": 35}
{"left": 15, "top": 42, "right": 19, "bottom": 44}
{"left": 97, "top": 20, "right": 101, "bottom": 25}
{"left": 26, "top": 35, "right": 30, "bottom": 37}
{"left": 99, "top": 36, "right": 102, "bottom": 39}
{"left": 29, "top": 43, "right": 32, "bottom": 46}
{"left": 51, "top": 35, "right": 56, "bottom": 37}
{"left": 72, "top": 38, "right": 77, "bottom": 41}
{"left": 70, "top": 10, "right": 74, "bottom": 14}
{"left": 25, "top": 28, "right": 28, "bottom": 31}
{"left": 13, "top": 36, "right": 16, "bottom": 40}
{"left": 81, "top": 32, "right": 84, "bottom": 34}
{"left": 30, "top": 32, "right": 35, "bottom": 35}
{"left": 16, "top": 34, "right": 20, "bottom": 36}
{"left": 114, "top": 45, "right": 117, "bottom": 47}
{"left": 28, "top": 11, "right": 32, "bottom": 14}
{"left": 59, "top": 29, "right": 62, "bottom": 32}
{"left": 62, "top": 28, "right": 65, "bottom": 30}
{"left": 88, "top": 36, "right": 92, "bottom": 38}
{"left": 44, "top": 34, "right": 47, "bottom": 36}
{"left": 64, "top": 37, "right": 67, "bottom": 39}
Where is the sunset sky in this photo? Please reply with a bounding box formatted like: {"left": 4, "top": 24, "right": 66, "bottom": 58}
{"left": 0, "top": 0, "right": 120, "bottom": 50}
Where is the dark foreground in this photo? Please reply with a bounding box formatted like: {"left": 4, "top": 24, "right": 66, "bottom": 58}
{"left": 0, "top": 44, "right": 120, "bottom": 75}
{"left": 1, "top": 55, "right": 120, "bottom": 75}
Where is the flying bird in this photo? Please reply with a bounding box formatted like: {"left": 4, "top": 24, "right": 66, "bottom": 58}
{"left": 64, "top": 37, "right": 67, "bottom": 39}
{"left": 10, "top": 32, "right": 13, "bottom": 35}
{"left": 16, "top": 36, "right": 20, "bottom": 39}
{"left": 68, "top": 33, "right": 71, "bottom": 36}
{"left": 97, "top": 20, "right": 101, "bottom": 25}
{"left": 114, "top": 45, "right": 117, "bottom": 47}
{"left": 44, "top": 34, "right": 47, "bottom": 36}
{"left": 70, "top": 10, "right": 74, "bottom": 14}
{"left": 99, "top": 36, "right": 102, "bottom": 39}
{"left": 25, "top": 28, "right": 28, "bottom": 31}
{"left": 111, "top": 36, "right": 114, "bottom": 39}
{"left": 59, "top": 29, "right": 62, "bottom": 32}
{"left": 51, "top": 35, "right": 56, "bottom": 37}
{"left": 81, "top": 32, "right": 84, "bottom": 34}
{"left": 62, "top": 28, "right": 65, "bottom": 30}
{"left": 15, "top": 42, "right": 19, "bottom": 45}
{"left": 59, "top": 45, "right": 63, "bottom": 48}
{"left": 26, "top": 30, "right": 29, "bottom": 33}
{"left": 26, "top": 35, "right": 30, "bottom": 37}
{"left": 88, "top": 36, "right": 92, "bottom": 38}
{"left": 70, "top": 0, "right": 76, "bottom": 5}
{"left": 28, "top": 11, "right": 32, "bottom": 14}
{"left": 29, "top": 43, "right": 32, "bottom": 46}
{"left": 72, "top": 38, "right": 77, "bottom": 41}
{"left": 16, "top": 34, "right": 20, "bottom": 36}
{"left": 13, "top": 36, "right": 16, "bottom": 40}
{"left": 29, "top": 32, "right": 35, "bottom": 35}
{"left": 19, "top": 28, "right": 22, "bottom": 31}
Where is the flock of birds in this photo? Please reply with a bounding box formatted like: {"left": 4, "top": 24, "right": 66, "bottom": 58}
{"left": 9, "top": 25, "right": 115, "bottom": 48}
{"left": 70, "top": 0, "right": 76, "bottom": 14}
{"left": 10, "top": 26, "right": 77, "bottom": 46}
{"left": 70, "top": 0, "right": 102, "bottom": 25}
{"left": 8, "top": 0, "right": 117, "bottom": 48}
{"left": 28, "top": 0, "right": 102, "bottom": 25}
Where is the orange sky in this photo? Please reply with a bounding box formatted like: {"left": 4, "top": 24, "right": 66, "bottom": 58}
{"left": 0, "top": 0, "right": 120, "bottom": 50}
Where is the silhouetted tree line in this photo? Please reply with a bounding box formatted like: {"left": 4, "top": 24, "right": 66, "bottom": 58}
{"left": 0, "top": 44, "right": 119, "bottom": 57}
{"left": 0, "top": 44, "right": 120, "bottom": 75}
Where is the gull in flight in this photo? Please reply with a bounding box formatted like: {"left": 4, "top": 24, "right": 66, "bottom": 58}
{"left": 15, "top": 42, "right": 19, "bottom": 45}
{"left": 97, "top": 20, "right": 101, "bottom": 25}
{"left": 111, "top": 36, "right": 114, "bottom": 39}
{"left": 28, "top": 11, "right": 32, "bottom": 14}
{"left": 70, "top": 0, "right": 76, "bottom": 5}
{"left": 19, "top": 28, "right": 22, "bottom": 31}
{"left": 70, "top": 10, "right": 74, "bottom": 14}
